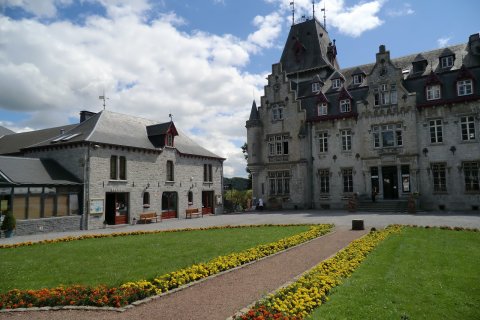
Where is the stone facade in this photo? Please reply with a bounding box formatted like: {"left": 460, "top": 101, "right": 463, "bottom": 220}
{"left": 247, "top": 19, "right": 480, "bottom": 212}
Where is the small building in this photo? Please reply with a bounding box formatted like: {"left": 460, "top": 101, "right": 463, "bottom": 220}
{"left": 0, "top": 110, "right": 225, "bottom": 234}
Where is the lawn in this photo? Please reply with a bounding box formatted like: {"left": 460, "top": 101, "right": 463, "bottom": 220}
{"left": 0, "top": 225, "right": 311, "bottom": 292}
{"left": 309, "top": 227, "right": 480, "bottom": 320}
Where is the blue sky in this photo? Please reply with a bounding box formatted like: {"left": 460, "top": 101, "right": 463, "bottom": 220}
{"left": 0, "top": 0, "right": 478, "bottom": 177}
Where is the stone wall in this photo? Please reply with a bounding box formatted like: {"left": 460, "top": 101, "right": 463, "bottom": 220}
{"left": 15, "top": 215, "right": 83, "bottom": 236}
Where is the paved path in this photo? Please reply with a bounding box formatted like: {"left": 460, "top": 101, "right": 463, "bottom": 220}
{"left": 0, "top": 227, "right": 367, "bottom": 320}
{"left": 1, "top": 210, "right": 479, "bottom": 245}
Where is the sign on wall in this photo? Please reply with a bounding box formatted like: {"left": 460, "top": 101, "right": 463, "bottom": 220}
{"left": 89, "top": 199, "right": 104, "bottom": 215}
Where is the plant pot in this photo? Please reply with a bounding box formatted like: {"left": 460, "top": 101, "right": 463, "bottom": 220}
{"left": 4, "top": 230, "right": 15, "bottom": 238}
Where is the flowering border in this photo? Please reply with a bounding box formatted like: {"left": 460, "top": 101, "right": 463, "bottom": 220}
{"left": 0, "top": 224, "right": 333, "bottom": 310}
{"left": 235, "top": 225, "right": 404, "bottom": 320}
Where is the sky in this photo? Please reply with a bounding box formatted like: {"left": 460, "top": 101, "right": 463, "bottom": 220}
{"left": 0, "top": 0, "right": 478, "bottom": 177}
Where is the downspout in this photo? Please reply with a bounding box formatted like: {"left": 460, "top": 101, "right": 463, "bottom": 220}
{"left": 83, "top": 143, "right": 90, "bottom": 230}
{"left": 308, "top": 122, "right": 314, "bottom": 209}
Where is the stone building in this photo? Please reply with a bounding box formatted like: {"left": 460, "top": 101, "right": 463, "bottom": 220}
{"left": 247, "top": 18, "right": 480, "bottom": 211}
{"left": 0, "top": 110, "right": 225, "bottom": 234}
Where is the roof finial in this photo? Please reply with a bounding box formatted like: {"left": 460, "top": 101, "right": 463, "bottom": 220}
{"left": 99, "top": 89, "right": 109, "bottom": 110}
{"left": 290, "top": 1, "right": 295, "bottom": 26}
{"left": 321, "top": 1, "right": 326, "bottom": 30}
{"left": 168, "top": 113, "right": 173, "bottom": 122}
{"left": 312, "top": 0, "right": 315, "bottom": 19}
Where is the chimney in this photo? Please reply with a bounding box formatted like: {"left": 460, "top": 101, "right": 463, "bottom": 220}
{"left": 80, "top": 110, "right": 96, "bottom": 123}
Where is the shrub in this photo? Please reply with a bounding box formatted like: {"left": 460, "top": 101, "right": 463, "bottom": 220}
{"left": 1, "top": 212, "right": 16, "bottom": 231}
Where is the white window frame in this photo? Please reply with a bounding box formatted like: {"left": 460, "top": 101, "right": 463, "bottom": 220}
{"left": 312, "top": 82, "right": 321, "bottom": 93}
{"left": 317, "top": 102, "right": 328, "bottom": 116}
{"left": 426, "top": 85, "right": 441, "bottom": 100}
{"left": 372, "top": 124, "right": 403, "bottom": 148}
{"left": 342, "top": 168, "right": 354, "bottom": 193}
{"left": 441, "top": 56, "right": 454, "bottom": 68}
{"left": 461, "top": 116, "right": 476, "bottom": 141}
{"left": 340, "top": 99, "right": 351, "bottom": 113}
{"left": 268, "top": 171, "right": 290, "bottom": 195}
{"left": 457, "top": 79, "right": 473, "bottom": 96}
{"left": 353, "top": 74, "right": 363, "bottom": 85}
{"left": 317, "top": 131, "right": 328, "bottom": 153}
{"left": 429, "top": 119, "right": 443, "bottom": 143}
{"left": 319, "top": 169, "right": 330, "bottom": 193}
{"left": 268, "top": 134, "right": 289, "bottom": 156}
{"left": 332, "top": 78, "right": 341, "bottom": 89}
{"left": 341, "top": 129, "right": 352, "bottom": 151}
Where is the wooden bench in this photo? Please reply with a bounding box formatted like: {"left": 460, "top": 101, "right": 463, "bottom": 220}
{"left": 139, "top": 211, "right": 159, "bottom": 224}
{"left": 186, "top": 208, "right": 202, "bottom": 219}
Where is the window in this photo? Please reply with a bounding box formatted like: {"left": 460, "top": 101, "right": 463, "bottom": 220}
{"left": 204, "top": 164, "right": 213, "bottom": 182}
{"left": 268, "top": 134, "right": 289, "bottom": 156}
{"left": 375, "top": 84, "right": 397, "bottom": 106}
{"left": 332, "top": 78, "right": 342, "bottom": 89}
{"left": 426, "top": 85, "right": 441, "bottom": 100}
{"left": 372, "top": 124, "right": 403, "bottom": 148}
{"left": 317, "top": 131, "right": 328, "bottom": 153}
{"left": 463, "top": 162, "right": 479, "bottom": 192}
{"left": 317, "top": 102, "right": 328, "bottom": 116}
{"left": 166, "top": 160, "right": 174, "bottom": 181}
{"left": 457, "top": 79, "right": 473, "bottom": 96}
{"left": 429, "top": 119, "right": 443, "bottom": 143}
{"left": 268, "top": 171, "right": 290, "bottom": 195}
{"left": 341, "top": 129, "right": 352, "bottom": 151}
{"left": 319, "top": 169, "right": 330, "bottom": 193}
{"left": 110, "top": 155, "right": 126, "bottom": 180}
{"left": 340, "top": 99, "right": 351, "bottom": 113}
{"left": 432, "top": 163, "right": 447, "bottom": 192}
{"left": 353, "top": 74, "right": 363, "bottom": 85}
{"left": 272, "top": 104, "right": 284, "bottom": 121}
{"left": 143, "top": 192, "right": 150, "bottom": 207}
{"left": 461, "top": 116, "right": 476, "bottom": 141}
{"left": 188, "top": 191, "right": 193, "bottom": 204}
{"left": 441, "top": 55, "right": 454, "bottom": 68}
{"left": 312, "top": 82, "right": 321, "bottom": 93}
{"left": 342, "top": 168, "right": 353, "bottom": 193}
{"left": 166, "top": 134, "right": 174, "bottom": 147}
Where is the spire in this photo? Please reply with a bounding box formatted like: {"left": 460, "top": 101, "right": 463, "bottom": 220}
{"left": 249, "top": 100, "right": 259, "bottom": 121}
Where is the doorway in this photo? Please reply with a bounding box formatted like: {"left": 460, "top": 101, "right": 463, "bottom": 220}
{"left": 202, "top": 191, "right": 214, "bottom": 215}
{"left": 382, "top": 166, "right": 398, "bottom": 199}
{"left": 161, "top": 192, "right": 177, "bottom": 219}
{"left": 105, "top": 192, "right": 129, "bottom": 225}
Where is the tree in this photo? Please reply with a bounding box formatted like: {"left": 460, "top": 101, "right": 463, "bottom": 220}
{"left": 241, "top": 142, "right": 252, "bottom": 189}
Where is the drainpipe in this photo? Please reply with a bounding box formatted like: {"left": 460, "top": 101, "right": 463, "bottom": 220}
{"left": 308, "top": 122, "right": 314, "bottom": 209}
{"left": 83, "top": 143, "right": 90, "bottom": 230}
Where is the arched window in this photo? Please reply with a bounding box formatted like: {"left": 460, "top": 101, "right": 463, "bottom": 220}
{"left": 143, "top": 192, "right": 150, "bottom": 207}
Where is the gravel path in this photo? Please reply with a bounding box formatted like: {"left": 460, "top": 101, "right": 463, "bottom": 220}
{"left": 0, "top": 227, "right": 367, "bottom": 320}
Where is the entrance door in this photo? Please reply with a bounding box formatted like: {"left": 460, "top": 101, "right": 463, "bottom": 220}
{"left": 105, "top": 192, "right": 129, "bottom": 225}
{"left": 382, "top": 166, "right": 398, "bottom": 199}
{"left": 161, "top": 192, "right": 177, "bottom": 219}
{"left": 202, "top": 191, "right": 214, "bottom": 215}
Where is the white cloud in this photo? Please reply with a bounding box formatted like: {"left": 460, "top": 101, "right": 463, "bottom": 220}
{"left": 0, "top": 2, "right": 278, "bottom": 177}
{"left": 386, "top": 3, "right": 414, "bottom": 17}
{"left": 273, "top": 0, "right": 384, "bottom": 37}
{"left": 437, "top": 36, "right": 451, "bottom": 48}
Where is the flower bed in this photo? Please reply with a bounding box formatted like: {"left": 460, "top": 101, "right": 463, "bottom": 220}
{"left": 235, "top": 225, "right": 403, "bottom": 320}
{"left": 0, "top": 224, "right": 332, "bottom": 310}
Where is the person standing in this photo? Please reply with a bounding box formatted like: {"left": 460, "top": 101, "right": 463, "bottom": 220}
{"left": 258, "top": 198, "right": 264, "bottom": 211}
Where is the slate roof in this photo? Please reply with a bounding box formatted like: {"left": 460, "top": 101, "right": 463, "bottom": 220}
{"left": 0, "top": 126, "right": 14, "bottom": 137}
{"left": 0, "top": 156, "right": 81, "bottom": 185}
{"left": 26, "top": 110, "right": 224, "bottom": 160}
{"left": 0, "top": 124, "right": 77, "bottom": 155}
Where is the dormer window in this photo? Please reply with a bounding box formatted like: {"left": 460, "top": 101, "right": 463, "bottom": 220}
{"left": 317, "top": 102, "right": 328, "bottom": 116}
{"left": 441, "top": 55, "right": 454, "bottom": 68}
{"left": 426, "top": 85, "right": 441, "bottom": 100}
{"left": 353, "top": 74, "right": 363, "bottom": 85}
{"left": 340, "top": 99, "right": 351, "bottom": 113}
{"left": 166, "top": 134, "right": 174, "bottom": 147}
{"left": 332, "top": 78, "right": 342, "bottom": 89}
{"left": 312, "top": 82, "right": 321, "bottom": 93}
{"left": 457, "top": 79, "right": 473, "bottom": 96}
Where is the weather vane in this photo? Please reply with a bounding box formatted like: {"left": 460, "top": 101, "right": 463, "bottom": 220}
{"left": 290, "top": 1, "right": 295, "bottom": 26}
{"left": 169, "top": 113, "right": 173, "bottom": 122}
{"left": 321, "top": 2, "right": 327, "bottom": 30}
{"left": 99, "top": 90, "right": 109, "bottom": 110}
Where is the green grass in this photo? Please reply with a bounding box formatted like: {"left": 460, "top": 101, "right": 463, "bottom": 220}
{"left": 0, "top": 225, "right": 310, "bottom": 292}
{"left": 309, "top": 227, "right": 480, "bottom": 320}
